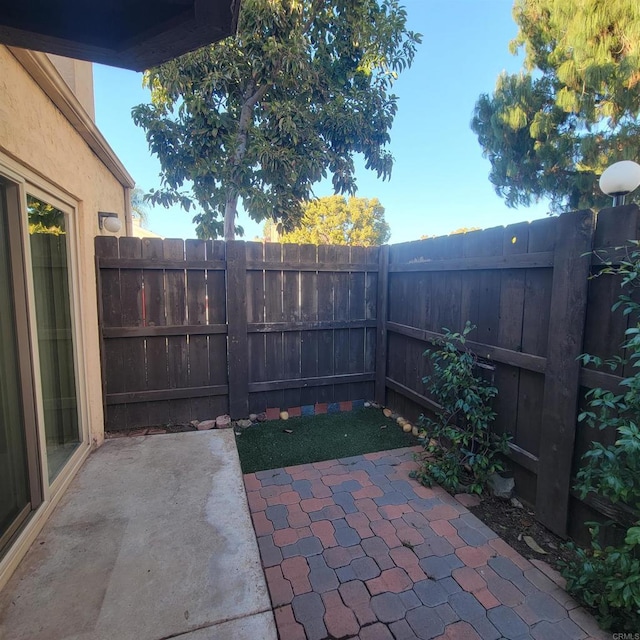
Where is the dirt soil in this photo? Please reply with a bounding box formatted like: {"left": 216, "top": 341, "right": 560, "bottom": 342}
{"left": 469, "top": 493, "right": 577, "bottom": 573}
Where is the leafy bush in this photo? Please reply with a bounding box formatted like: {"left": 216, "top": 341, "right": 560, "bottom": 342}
{"left": 562, "top": 242, "right": 640, "bottom": 632}
{"left": 414, "top": 322, "right": 510, "bottom": 495}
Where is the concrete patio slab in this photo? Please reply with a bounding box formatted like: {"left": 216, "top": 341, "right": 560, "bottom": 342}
{"left": 0, "top": 431, "right": 276, "bottom": 640}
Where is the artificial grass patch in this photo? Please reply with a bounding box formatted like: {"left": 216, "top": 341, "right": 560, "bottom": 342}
{"left": 235, "top": 408, "right": 417, "bottom": 473}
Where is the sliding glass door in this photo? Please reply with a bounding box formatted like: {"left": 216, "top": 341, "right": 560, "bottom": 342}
{"left": 27, "top": 195, "right": 80, "bottom": 482}
{"left": 0, "top": 183, "right": 39, "bottom": 554}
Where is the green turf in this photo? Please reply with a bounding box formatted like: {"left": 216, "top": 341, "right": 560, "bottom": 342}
{"left": 235, "top": 408, "right": 418, "bottom": 473}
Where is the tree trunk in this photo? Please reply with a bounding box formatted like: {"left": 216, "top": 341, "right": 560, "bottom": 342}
{"left": 224, "top": 193, "right": 238, "bottom": 241}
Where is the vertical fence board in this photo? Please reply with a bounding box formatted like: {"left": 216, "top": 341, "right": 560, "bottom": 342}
{"left": 264, "top": 242, "right": 284, "bottom": 410}
{"left": 282, "top": 244, "right": 301, "bottom": 409}
{"left": 300, "top": 244, "right": 318, "bottom": 406}
{"left": 246, "top": 242, "right": 266, "bottom": 413}
{"left": 226, "top": 240, "right": 249, "bottom": 418}
{"left": 316, "top": 245, "right": 335, "bottom": 404}
{"left": 536, "top": 210, "right": 595, "bottom": 536}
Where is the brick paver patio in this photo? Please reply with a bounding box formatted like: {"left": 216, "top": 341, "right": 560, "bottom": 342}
{"left": 244, "top": 446, "right": 611, "bottom": 640}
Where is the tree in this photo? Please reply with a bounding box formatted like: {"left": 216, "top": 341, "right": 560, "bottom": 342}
{"left": 130, "top": 187, "right": 150, "bottom": 227}
{"left": 132, "top": 0, "right": 420, "bottom": 240}
{"left": 471, "top": 0, "right": 640, "bottom": 213}
{"left": 276, "top": 195, "right": 390, "bottom": 246}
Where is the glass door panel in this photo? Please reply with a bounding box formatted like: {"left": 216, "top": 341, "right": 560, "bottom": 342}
{"left": 27, "top": 195, "right": 80, "bottom": 482}
{"left": 0, "top": 185, "right": 31, "bottom": 552}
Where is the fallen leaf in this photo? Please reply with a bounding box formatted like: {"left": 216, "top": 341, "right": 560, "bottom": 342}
{"left": 380, "top": 425, "right": 387, "bottom": 429}
{"left": 283, "top": 429, "right": 293, "bottom": 434}
{"left": 524, "top": 535, "right": 547, "bottom": 554}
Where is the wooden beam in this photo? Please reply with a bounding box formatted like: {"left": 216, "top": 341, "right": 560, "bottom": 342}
{"left": 579, "top": 367, "right": 624, "bottom": 393}
{"left": 386, "top": 323, "right": 547, "bottom": 374}
{"left": 248, "top": 372, "right": 375, "bottom": 393}
{"left": 246, "top": 260, "right": 378, "bottom": 272}
{"left": 103, "top": 324, "right": 228, "bottom": 338}
{"left": 388, "top": 251, "right": 554, "bottom": 273}
{"left": 98, "top": 258, "right": 226, "bottom": 270}
{"left": 536, "top": 209, "right": 595, "bottom": 537}
{"left": 248, "top": 320, "right": 377, "bottom": 333}
{"left": 106, "top": 385, "right": 229, "bottom": 405}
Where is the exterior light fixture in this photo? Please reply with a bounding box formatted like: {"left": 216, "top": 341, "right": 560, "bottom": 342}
{"left": 599, "top": 160, "right": 640, "bottom": 206}
{"left": 98, "top": 212, "right": 122, "bottom": 233}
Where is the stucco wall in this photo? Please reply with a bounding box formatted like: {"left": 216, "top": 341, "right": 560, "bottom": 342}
{"left": 0, "top": 46, "right": 127, "bottom": 448}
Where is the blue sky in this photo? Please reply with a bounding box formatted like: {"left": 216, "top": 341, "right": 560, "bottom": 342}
{"left": 93, "top": 0, "right": 551, "bottom": 243}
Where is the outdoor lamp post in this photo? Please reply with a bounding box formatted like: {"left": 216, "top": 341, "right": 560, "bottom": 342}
{"left": 599, "top": 160, "right": 640, "bottom": 206}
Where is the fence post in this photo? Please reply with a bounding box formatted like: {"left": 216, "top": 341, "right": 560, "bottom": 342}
{"left": 536, "top": 209, "right": 595, "bottom": 537}
{"left": 226, "top": 240, "right": 249, "bottom": 418}
{"left": 375, "top": 244, "right": 389, "bottom": 405}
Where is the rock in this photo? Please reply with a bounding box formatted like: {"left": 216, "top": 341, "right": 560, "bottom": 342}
{"left": 397, "top": 417, "right": 406, "bottom": 425}
{"left": 370, "top": 402, "right": 381, "bottom": 409}
{"left": 190, "top": 420, "right": 200, "bottom": 428}
{"left": 197, "top": 420, "right": 216, "bottom": 431}
{"left": 487, "top": 473, "right": 515, "bottom": 499}
{"left": 364, "top": 402, "right": 371, "bottom": 408}
{"left": 256, "top": 412, "right": 267, "bottom": 422}
{"left": 411, "top": 426, "right": 419, "bottom": 437}
{"left": 249, "top": 413, "right": 258, "bottom": 422}
{"left": 215, "top": 414, "right": 231, "bottom": 429}
{"left": 510, "top": 497, "right": 524, "bottom": 509}
{"left": 402, "top": 423, "right": 412, "bottom": 433}
{"left": 147, "top": 427, "right": 166, "bottom": 435}
{"left": 280, "top": 411, "right": 289, "bottom": 420}
{"left": 236, "top": 419, "right": 252, "bottom": 428}
{"left": 383, "top": 408, "right": 393, "bottom": 418}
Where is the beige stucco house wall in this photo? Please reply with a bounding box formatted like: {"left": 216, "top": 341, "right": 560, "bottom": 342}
{"left": 0, "top": 45, "right": 134, "bottom": 588}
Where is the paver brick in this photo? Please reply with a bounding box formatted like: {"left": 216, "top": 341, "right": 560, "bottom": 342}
{"left": 468, "top": 615, "right": 501, "bottom": 640}
{"left": 399, "top": 588, "right": 422, "bottom": 611}
{"left": 370, "top": 519, "right": 402, "bottom": 548}
{"left": 339, "top": 579, "right": 377, "bottom": 625}
{"left": 334, "top": 523, "right": 361, "bottom": 547}
{"left": 258, "top": 534, "right": 284, "bottom": 568}
{"left": 281, "top": 556, "right": 312, "bottom": 595}
{"left": 430, "top": 519, "right": 458, "bottom": 538}
{"left": 394, "top": 525, "right": 426, "bottom": 547}
{"left": 252, "top": 510, "right": 274, "bottom": 536}
{"left": 371, "top": 591, "right": 409, "bottom": 623}
{"left": 291, "top": 479, "right": 314, "bottom": 499}
{"left": 483, "top": 572, "right": 525, "bottom": 607}
{"left": 448, "top": 591, "right": 485, "bottom": 622}
{"left": 265, "top": 504, "right": 291, "bottom": 529}
{"left": 247, "top": 490, "right": 268, "bottom": 511}
{"left": 406, "top": 605, "right": 446, "bottom": 639}
{"left": 473, "top": 588, "right": 500, "bottom": 610}
{"left": 366, "top": 567, "right": 413, "bottom": 595}
{"left": 274, "top": 604, "right": 306, "bottom": 640}
{"left": 435, "top": 602, "right": 459, "bottom": 626}
{"left": 244, "top": 473, "right": 261, "bottom": 492}
{"left": 297, "top": 535, "right": 324, "bottom": 557}
{"left": 389, "top": 618, "right": 420, "bottom": 640}
{"left": 350, "top": 556, "right": 381, "bottom": 581}
{"left": 523, "top": 592, "right": 569, "bottom": 623}
{"left": 488, "top": 555, "right": 524, "bottom": 580}
{"left": 308, "top": 557, "right": 339, "bottom": 593}
{"left": 390, "top": 546, "right": 427, "bottom": 582}
{"left": 273, "top": 527, "right": 300, "bottom": 547}
{"left": 569, "top": 607, "right": 611, "bottom": 639}
{"left": 300, "top": 497, "right": 333, "bottom": 513}
{"left": 375, "top": 491, "right": 411, "bottom": 506}
{"left": 310, "top": 504, "right": 347, "bottom": 521}
{"left": 487, "top": 605, "right": 529, "bottom": 638}
{"left": 413, "top": 578, "right": 448, "bottom": 606}
{"left": 452, "top": 566, "right": 486, "bottom": 593}
{"left": 286, "top": 503, "right": 312, "bottom": 528}
{"left": 353, "top": 485, "right": 385, "bottom": 500}
{"left": 524, "top": 567, "right": 558, "bottom": 593}
{"left": 265, "top": 565, "right": 294, "bottom": 607}
{"left": 291, "top": 591, "right": 327, "bottom": 640}
{"left": 419, "top": 554, "right": 463, "bottom": 580}
{"left": 346, "top": 511, "right": 375, "bottom": 538}
{"left": 324, "top": 545, "right": 354, "bottom": 569}
{"left": 557, "top": 616, "right": 589, "bottom": 639}
{"left": 359, "top": 621, "right": 395, "bottom": 640}
{"left": 361, "top": 535, "right": 395, "bottom": 571}
{"left": 322, "top": 589, "right": 359, "bottom": 638}
{"left": 455, "top": 545, "right": 495, "bottom": 569}
{"left": 310, "top": 520, "right": 337, "bottom": 548}
{"left": 333, "top": 491, "right": 358, "bottom": 514}
{"left": 442, "top": 620, "right": 482, "bottom": 639}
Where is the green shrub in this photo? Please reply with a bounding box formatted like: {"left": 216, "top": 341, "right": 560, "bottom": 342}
{"left": 562, "top": 242, "right": 640, "bottom": 632}
{"left": 414, "top": 322, "right": 509, "bottom": 495}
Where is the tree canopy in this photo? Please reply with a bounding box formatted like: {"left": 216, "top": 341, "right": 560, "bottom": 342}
{"left": 471, "top": 0, "right": 640, "bottom": 213}
{"left": 132, "top": 0, "right": 420, "bottom": 240}
{"left": 274, "top": 195, "right": 390, "bottom": 245}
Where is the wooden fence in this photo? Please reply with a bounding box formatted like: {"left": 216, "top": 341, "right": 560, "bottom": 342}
{"left": 381, "top": 204, "right": 640, "bottom": 541}
{"left": 95, "top": 237, "right": 379, "bottom": 432}
{"left": 95, "top": 204, "right": 639, "bottom": 540}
